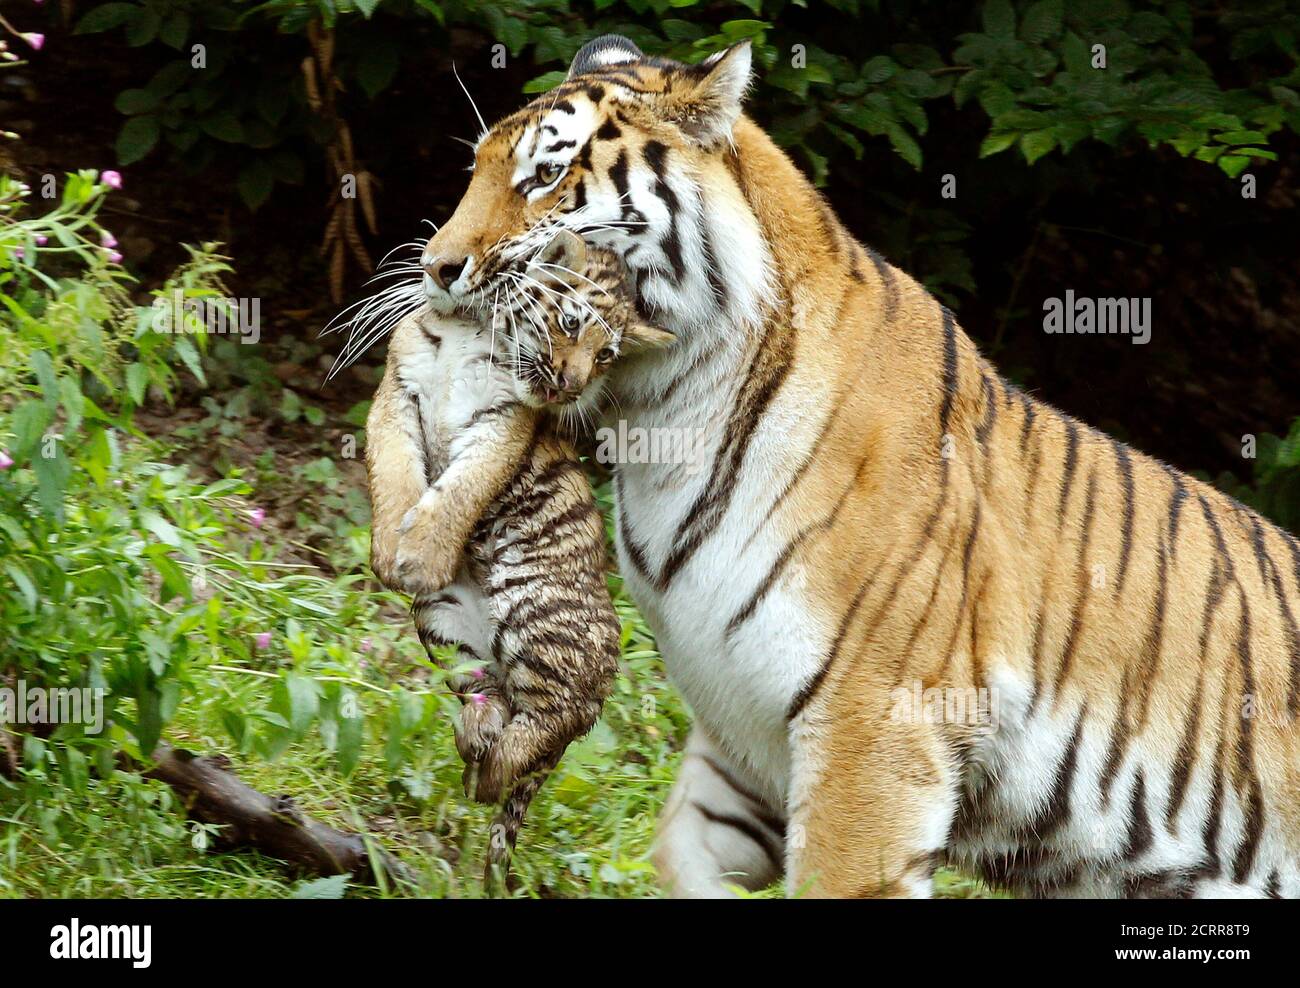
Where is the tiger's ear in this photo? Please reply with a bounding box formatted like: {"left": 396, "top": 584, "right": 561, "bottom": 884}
{"left": 659, "top": 41, "right": 752, "bottom": 148}
{"left": 624, "top": 320, "right": 676, "bottom": 351}
{"left": 568, "top": 35, "right": 644, "bottom": 78}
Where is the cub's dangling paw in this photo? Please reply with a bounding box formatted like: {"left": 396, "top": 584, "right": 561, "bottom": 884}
{"left": 392, "top": 494, "right": 465, "bottom": 595}
{"left": 454, "top": 691, "right": 508, "bottom": 767}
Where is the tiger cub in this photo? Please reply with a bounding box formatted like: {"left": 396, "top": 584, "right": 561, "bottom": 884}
{"left": 364, "top": 231, "right": 673, "bottom": 883}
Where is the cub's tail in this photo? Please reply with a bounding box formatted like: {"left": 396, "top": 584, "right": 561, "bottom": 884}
{"left": 483, "top": 753, "right": 561, "bottom": 894}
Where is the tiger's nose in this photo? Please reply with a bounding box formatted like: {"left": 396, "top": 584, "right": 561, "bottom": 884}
{"left": 423, "top": 255, "right": 468, "bottom": 291}
{"left": 560, "top": 371, "right": 583, "bottom": 393}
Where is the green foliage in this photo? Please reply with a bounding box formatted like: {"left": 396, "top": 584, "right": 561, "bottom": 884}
{"left": 0, "top": 174, "right": 696, "bottom": 898}
{"left": 75, "top": 0, "right": 1300, "bottom": 207}
{"left": 1211, "top": 419, "right": 1300, "bottom": 533}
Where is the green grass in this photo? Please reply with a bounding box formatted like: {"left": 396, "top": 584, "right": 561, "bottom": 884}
{"left": 2, "top": 537, "right": 690, "bottom": 899}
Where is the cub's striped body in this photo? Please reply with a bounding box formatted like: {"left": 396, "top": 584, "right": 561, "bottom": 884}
{"left": 408, "top": 34, "right": 1300, "bottom": 897}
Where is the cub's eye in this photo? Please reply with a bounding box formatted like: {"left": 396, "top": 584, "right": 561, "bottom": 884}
{"left": 561, "top": 313, "right": 580, "bottom": 336}
{"left": 535, "top": 162, "right": 565, "bottom": 187}
{"left": 596, "top": 346, "right": 616, "bottom": 363}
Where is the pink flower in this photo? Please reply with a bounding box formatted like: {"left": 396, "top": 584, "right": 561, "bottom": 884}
{"left": 0, "top": 450, "right": 13, "bottom": 470}
{"left": 105, "top": 249, "right": 123, "bottom": 264}
{"left": 469, "top": 667, "right": 485, "bottom": 680}
{"left": 254, "top": 631, "right": 272, "bottom": 650}
{"left": 34, "top": 234, "right": 47, "bottom": 246}
{"left": 469, "top": 693, "right": 487, "bottom": 706}
{"left": 12, "top": 246, "right": 22, "bottom": 260}
{"left": 358, "top": 637, "right": 372, "bottom": 653}
{"left": 101, "top": 170, "right": 123, "bottom": 190}
{"left": 249, "top": 507, "right": 266, "bottom": 528}
{"left": 101, "top": 231, "right": 118, "bottom": 248}
{"left": 22, "top": 34, "right": 44, "bottom": 51}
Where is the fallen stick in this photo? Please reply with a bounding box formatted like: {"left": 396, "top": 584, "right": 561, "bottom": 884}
{"left": 145, "top": 744, "right": 414, "bottom": 889}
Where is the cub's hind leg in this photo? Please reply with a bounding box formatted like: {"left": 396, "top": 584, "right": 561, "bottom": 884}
{"left": 411, "top": 571, "right": 509, "bottom": 765}
{"left": 651, "top": 729, "right": 786, "bottom": 898}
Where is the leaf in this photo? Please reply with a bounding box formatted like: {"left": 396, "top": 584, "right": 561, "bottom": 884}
{"left": 358, "top": 39, "right": 401, "bottom": 98}
{"left": 114, "top": 88, "right": 162, "bottom": 115}
{"left": 238, "top": 159, "right": 275, "bottom": 212}
{"left": 117, "top": 115, "right": 161, "bottom": 166}
{"left": 126, "top": 362, "right": 150, "bottom": 405}
{"left": 1061, "top": 31, "right": 1090, "bottom": 75}
{"left": 284, "top": 673, "right": 320, "bottom": 735}
{"left": 1020, "top": 129, "right": 1056, "bottom": 164}
{"left": 83, "top": 426, "right": 112, "bottom": 486}
{"left": 861, "top": 55, "right": 896, "bottom": 84}
{"left": 30, "top": 350, "right": 59, "bottom": 408}
{"left": 289, "top": 596, "right": 336, "bottom": 617}
{"left": 292, "top": 874, "right": 349, "bottom": 899}
{"left": 59, "top": 377, "right": 84, "bottom": 436}
{"left": 5, "top": 563, "right": 38, "bottom": 613}
{"left": 10, "top": 399, "right": 53, "bottom": 459}
{"left": 523, "top": 70, "right": 567, "bottom": 94}
{"left": 978, "top": 81, "right": 1016, "bottom": 117}
{"left": 159, "top": 12, "right": 190, "bottom": 49}
{"left": 1218, "top": 154, "right": 1251, "bottom": 178}
{"left": 125, "top": 8, "right": 161, "bottom": 47}
{"left": 885, "top": 123, "right": 923, "bottom": 169}
{"left": 1020, "top": 0, "right": 1063, "bottom": 43}
{"left": 75, "top": 3, "right": 139, "bottom": 34}
{"left": 173, "top": 336, "right": 207, "bottom": 385}
{"left": 135, "top": 685, "right": 164, "bottom": 756}
{"left": 139, "top": 508, "right": 183, "bottom": 547}
{"left": 199, "top": 112, "right": 245, "bottom": 143}
{"left": 336, "top": 690, "right": 363, "bottom": 776}
{"left": 982, "top": 0, "right": 1016, "bottom": 39}
{"left": 979, "top": 131, "right": 1018, "bottom": 157}
{"left": 148, "top": 62, "right": 193, "bottom": 99}
{"left": 32, "top": 444, "right": 70, "bottom": 518}
{"left": 1215, "top": 130, "right": 1268, "bottom": 146}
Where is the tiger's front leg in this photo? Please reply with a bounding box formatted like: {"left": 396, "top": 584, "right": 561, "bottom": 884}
{"left": 786, "top": 686, "right": 960, "bottom": 898}
{"left": 651, "top": 729, "right": 786, "bottom": 898}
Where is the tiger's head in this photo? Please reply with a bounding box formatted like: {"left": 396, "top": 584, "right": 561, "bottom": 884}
{"left": 420, "top": 34, "right": 767, "bottom": 332}
{"left": 497, "top": 229, "right": 675, "bottom": 418}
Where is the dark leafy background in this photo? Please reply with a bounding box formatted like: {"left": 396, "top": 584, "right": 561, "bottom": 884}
{"left": 15, "top": 0, "right": 1300, "bottom": 519}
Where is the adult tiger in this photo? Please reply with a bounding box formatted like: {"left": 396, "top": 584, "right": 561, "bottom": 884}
{"left": 410, "top": 34, "right": 1300, "bottom": 898}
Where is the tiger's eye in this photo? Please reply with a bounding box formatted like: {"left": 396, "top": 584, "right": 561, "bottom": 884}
{"left": 596, "top": 347, "right": 615, "bottom": 363}
{"left": 536, "top": 163, "right": 563, "bottom": 186}
{"left": 562, "top": 313, "right": 580, "bottom": 335}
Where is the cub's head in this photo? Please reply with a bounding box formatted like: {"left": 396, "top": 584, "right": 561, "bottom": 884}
{"left": 499, "top": 230, "right": 674, "bottom": 415}
{"left": 420, "top": 34, "right": 755, "bottom": 321}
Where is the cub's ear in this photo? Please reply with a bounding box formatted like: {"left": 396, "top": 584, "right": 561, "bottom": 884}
{"left": 624, "top": 320, "right": 676, "bottom": 351}
{"left": 529, "top": 229, "right": 588, "bottom": 287}
{"left": 659, "top": 41, "right": 752, "bottom": 148}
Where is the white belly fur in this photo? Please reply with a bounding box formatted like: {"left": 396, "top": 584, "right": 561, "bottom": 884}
{"left": 610, "top": 383, "right": 831, "bottom": 806}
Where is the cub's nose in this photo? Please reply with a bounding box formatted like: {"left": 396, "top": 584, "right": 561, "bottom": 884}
{"left": 423, "top": 254, "right": 468, "bottom": 291}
